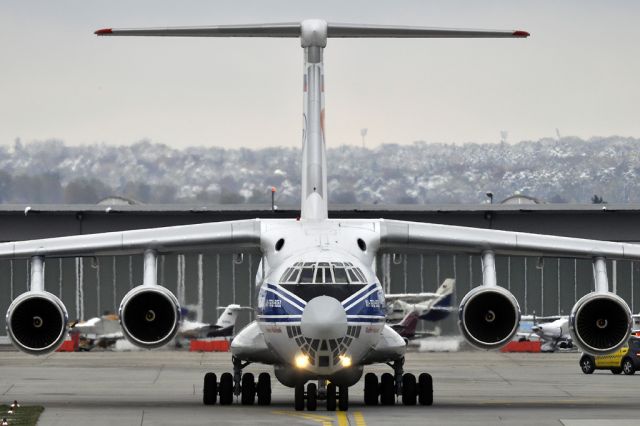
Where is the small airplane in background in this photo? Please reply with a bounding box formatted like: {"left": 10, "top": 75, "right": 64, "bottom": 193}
{"left": 518, "top": 315, "right": 573, "bottom": 352}
{"left": 385, "top": 279, "right": 455, "bottom": 341}
{"left": 70, "top": 304, "right": 251, "bottom": 350}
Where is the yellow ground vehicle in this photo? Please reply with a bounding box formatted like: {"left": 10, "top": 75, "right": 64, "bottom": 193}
{"left": 579, "top": 336, "right": 640, "bottom": 375}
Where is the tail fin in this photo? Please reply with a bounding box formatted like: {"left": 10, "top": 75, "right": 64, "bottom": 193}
{"left": 96, "top": 21, "right": 528, "bottom": 219}
{"left": 420, "top": 279, "right": 455, "bottom": 322}
{"left": 214, "top": 304, "right": 252, "bottom": 328}
{"left": 392, "top": 311, "right": 420, "bottom": 338}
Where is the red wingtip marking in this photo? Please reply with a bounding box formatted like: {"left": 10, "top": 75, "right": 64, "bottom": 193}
{"left": 95, "top": 28, "right": 113, "bottom": 35}
{"left": 513, "top": 30, "right": 530, "bottom": 38}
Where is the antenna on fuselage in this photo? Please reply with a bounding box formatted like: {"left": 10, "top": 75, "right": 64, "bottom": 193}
{"left": 95, "top": 21, "right": 529, "bottom": 219}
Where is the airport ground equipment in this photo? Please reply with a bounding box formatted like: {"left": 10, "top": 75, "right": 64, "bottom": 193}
{"left": 579, "top": 336, "right": 640, "bottom": 375}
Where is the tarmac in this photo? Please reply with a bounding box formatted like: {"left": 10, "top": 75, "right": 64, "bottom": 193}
{"left": 0, "top": 348, "right": 638, "bottom": 425}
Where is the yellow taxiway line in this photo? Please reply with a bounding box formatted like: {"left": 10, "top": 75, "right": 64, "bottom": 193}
{"left": 272, "top": 410, "right": 367, "bottom": 425}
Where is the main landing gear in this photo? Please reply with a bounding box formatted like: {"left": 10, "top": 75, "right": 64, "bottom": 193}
{"left": 363, "top": 357, "right": 433, "bottom": 406}
{"left": 203, "top": 357, "right": 272, "bottom": 406}
{"left": 294, "top": 380, "right": 349, "bottom": 411}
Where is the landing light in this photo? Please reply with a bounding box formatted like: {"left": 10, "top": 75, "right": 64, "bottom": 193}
{"left": 294, "top": 354, "right": 310, "bottom": 369}
{"left": 339, "top": 355, "right": 352, "bottom": 368}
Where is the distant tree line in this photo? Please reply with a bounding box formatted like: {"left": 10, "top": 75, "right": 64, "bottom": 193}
{"left": 1, "top": 136, "right": 639, "bottom": 205}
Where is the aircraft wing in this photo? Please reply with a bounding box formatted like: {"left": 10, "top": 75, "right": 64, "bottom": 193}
{"left": 379, "top": 219, "right": 640, "bottom": 260}
{"left": 0, "top": 219, "right": 261, "bottom": 259}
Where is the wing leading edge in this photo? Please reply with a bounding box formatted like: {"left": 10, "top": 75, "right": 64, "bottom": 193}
{"left": 0, "top": 219, "right": 261, "bottom": 259}
{"left": 379, "top": 219, "right": 640, "bottom": 260}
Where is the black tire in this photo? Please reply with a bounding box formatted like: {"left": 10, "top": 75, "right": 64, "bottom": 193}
{"left": 363, "top": 373, "right": 378, "bottom": 406}
{"left": 380, "top": 373, "right": 395, "bottom": 406}
{"left": 219, "top": 372, "right": 234, "bottom": 405}
{"left": 580, "top": 356, "right": 595, "bottom": 375}
{"left": 306, "top": 383, "right": 318, "bottom": 411}
{"left": 257, "top": 373, "right": 271, "bottom": 406}
{"left": 611, "top": 368, "right": 622, "bottom": 375}
{"left": 418, "top": 373, "right": 433, "bottom": 406}
{"left": 622, "top": 358, "right": 636, "bottom": 375}
{"left": 294, "top": 384, "right": 305, "bottom": 411}
{"left": 402, "top": 373, "right": 417, "bottom": 406}
{"left": 338, "top": 385, "right": 349, "bottom": 411}
{"left": 326, "top": 383, "right": 337, "bottom": 411}
{"left": 241, "top": 373, "right": 255, "bottom": 405}
{"left": 203, "top": 372, "right": 217, "bottom": 405}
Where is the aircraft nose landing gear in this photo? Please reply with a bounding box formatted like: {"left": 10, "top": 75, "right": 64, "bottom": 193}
{"left": 295, "top": 380, "right": 349, "bottom": 411}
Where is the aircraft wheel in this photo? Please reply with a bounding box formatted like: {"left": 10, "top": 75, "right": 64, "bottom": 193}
{"left": 579, "top": 356, "right": 595, "bottom": 374}
{"left": 418, "top": 373, "right": 433, "bottom": 406}
{"left": 326, "top": 383, "right": 337, "bottom": 411}
{"left": 611, "top": 368, "right": 622, "bottom": 375}
{"left": 338, "top": 385, "right": 349, "bottom": 411}
{"left": 203, "top": 372, "right": 217, "bottom": 405}
{"left": 363, "top": 373, "right": 378, "bottom": 406}
{"left": 241, "top": 373, "right": 255, "bottom": 405}
{"left": 622, "top": 358, "right": 636, "bottom": 375}
{"left": 306, "top": 382, "right": 318, "bottom": 411}
{"left": 257, "top": 373, "right": 271, "bottom": 405}
{"left": 380, "top": 373, "right": 395, "bottom": 405}
{"left": 402, "top": 373, "right": 417, "bottom": 406}
{"left": 219, "top": 372, "right": 234, "bottom": 405}
{"left": 294, "top": 383, "right": 305, "bottom": 411}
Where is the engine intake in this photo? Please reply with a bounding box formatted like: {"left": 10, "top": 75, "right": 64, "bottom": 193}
{"left": 570, "top": 292, "right": 631, "bottom": 355}
{"left": 459, "top": 286, "right": 520, "bottom": 350}
{"left": 6, "top": 292, "right": 68, "bottom": 355}
{"left": 119, "top": 285, "right": 180, "bottom": 349}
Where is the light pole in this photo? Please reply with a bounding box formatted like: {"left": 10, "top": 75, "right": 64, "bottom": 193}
{"left": 486, "top": 192, "right": 494, "bottom": 204}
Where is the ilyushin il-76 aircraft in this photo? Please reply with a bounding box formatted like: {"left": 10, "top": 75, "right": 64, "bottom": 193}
{"left": 2, "top": 19, "right": 640, "bottom": 411}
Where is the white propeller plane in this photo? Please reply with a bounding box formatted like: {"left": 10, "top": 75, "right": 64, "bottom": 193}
{"left": 2, "top": 19, "right": 639, "bottom": 411}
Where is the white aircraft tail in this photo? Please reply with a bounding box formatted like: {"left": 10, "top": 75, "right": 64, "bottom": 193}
{"left": 215, "top": 304, "right": 252, "bottom": 328}
{"left": 96, "top": 21, "right": 527, "bottom": 219}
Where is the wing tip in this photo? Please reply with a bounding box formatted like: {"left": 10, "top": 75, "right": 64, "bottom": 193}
{"left": 512, "top": 30, "right": 530, "bottom": 38}
{"left": 95, "top": 28, "right": 113, "bottom": 36}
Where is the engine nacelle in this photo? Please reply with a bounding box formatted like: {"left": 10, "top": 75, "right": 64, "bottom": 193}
{"left": 119, "top": 285, "right": 180, "bottom": 349}
{"left": 458, "top": 286, "right": 520, "bottom": 350}
{"left": 6, "top": 291, "right": 68, "bottom": 355}
{"left": 570, "top": 292, "right": 631, "bottom": 355}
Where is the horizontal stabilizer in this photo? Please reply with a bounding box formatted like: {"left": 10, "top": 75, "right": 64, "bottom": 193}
{"left": 95, "top": 21, "right": 529, "bottom": 39}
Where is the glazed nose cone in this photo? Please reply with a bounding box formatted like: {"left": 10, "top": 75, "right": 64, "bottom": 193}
{"left": 301, "top": 296, "right": 347, "bottom": 339}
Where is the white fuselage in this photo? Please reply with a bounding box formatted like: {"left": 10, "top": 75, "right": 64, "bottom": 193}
{"left": 232, "top": 219, "right": 405, "bottom": 381}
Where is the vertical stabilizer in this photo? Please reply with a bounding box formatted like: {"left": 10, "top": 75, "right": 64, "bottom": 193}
{"left": 300, "top": 20, "right": 329, "bottom": 220}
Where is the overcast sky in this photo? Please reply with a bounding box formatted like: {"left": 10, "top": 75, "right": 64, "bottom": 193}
{"left": 1, "top": 1, "right": 639, "bottom": 149}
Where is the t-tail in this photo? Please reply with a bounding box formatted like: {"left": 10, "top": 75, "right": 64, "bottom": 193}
{"left": 95, "top": 20, "right": 528, "bottom": 220}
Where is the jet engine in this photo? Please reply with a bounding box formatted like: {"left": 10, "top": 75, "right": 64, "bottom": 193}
{"left": 569, "top": 292, "right": 631, "bottom": 355}
{"left": 119, "top": 285, "right": 181, "bottom": 349}
{"left": 458, "top": 286, "right": 520, "bottom": 350}
{"left": 6, "top": 291, "right": 68, "bottom": 355}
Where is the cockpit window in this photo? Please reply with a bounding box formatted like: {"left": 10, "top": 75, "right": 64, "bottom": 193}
{"left": 300, "top": 267, "right": 315, "bottom": 283}
{"left": 279, "top": 261, "right": 367, "bottom": 284}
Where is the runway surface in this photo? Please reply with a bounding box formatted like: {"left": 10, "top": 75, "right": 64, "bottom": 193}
{"left": 0, "top": 349, "right": 638, "bottom": 425}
